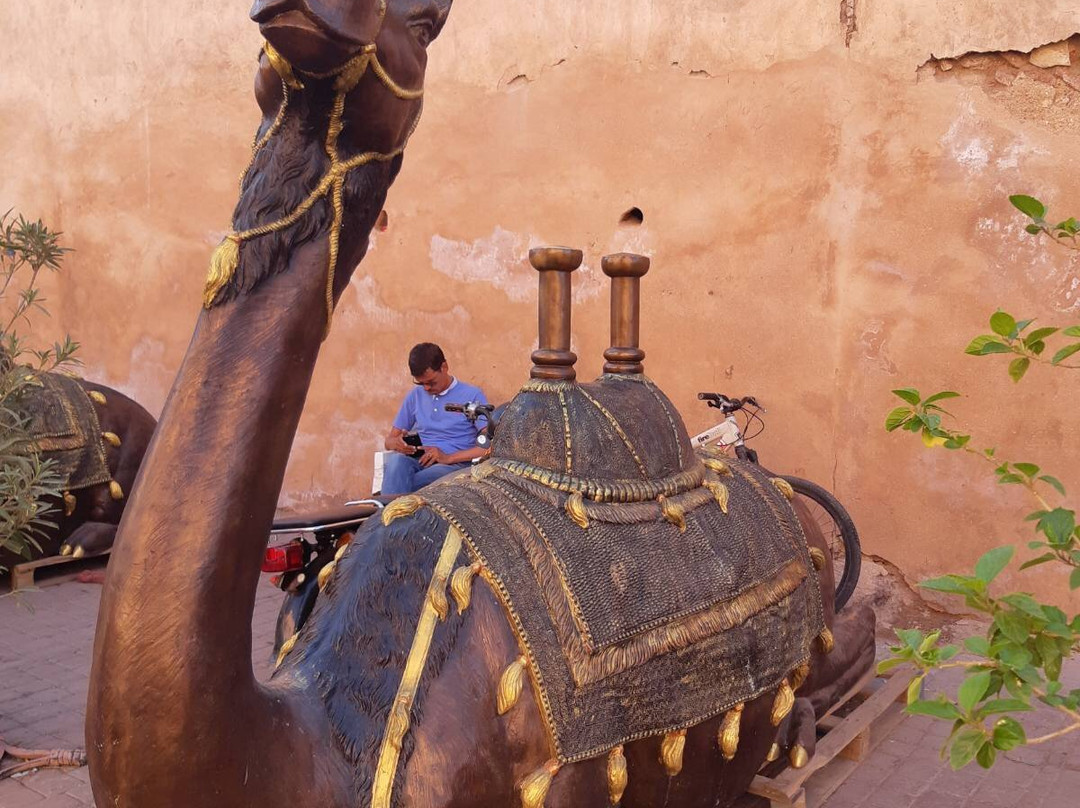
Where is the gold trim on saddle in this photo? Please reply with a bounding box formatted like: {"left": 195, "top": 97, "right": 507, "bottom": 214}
{"left": 488, "top": 458, "right": 706, "bottom": 503}
{"left": 371, "top": 524, "right": 462, "bottom": 808}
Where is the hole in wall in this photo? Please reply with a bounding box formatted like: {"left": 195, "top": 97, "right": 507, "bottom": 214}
{"left": 619, "top": 207, "right": 644, "bottom": 226}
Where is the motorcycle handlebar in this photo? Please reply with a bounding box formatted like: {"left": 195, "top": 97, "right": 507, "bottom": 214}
{"left": 444, "top": 403, "right": 467, "bottom": 413}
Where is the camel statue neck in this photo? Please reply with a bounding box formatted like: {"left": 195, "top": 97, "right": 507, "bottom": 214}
{"left": 87, "top": 231, "right": 359, "bottom": 803}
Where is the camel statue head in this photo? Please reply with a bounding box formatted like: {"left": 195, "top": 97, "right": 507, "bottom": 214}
{"left": 204, "top": 0, "right": 453, "bottom": 317}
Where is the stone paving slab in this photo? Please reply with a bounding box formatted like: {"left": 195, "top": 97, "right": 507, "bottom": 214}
{"left": 1, "top": 576, "right": 1077, "bottom": 807}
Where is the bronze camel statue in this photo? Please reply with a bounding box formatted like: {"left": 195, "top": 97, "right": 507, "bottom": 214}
{"left": 2, "top": 373, "right": 155, "bottom": 572}
{"left": 87, "top": 1, "right": 876, "bottom": 806}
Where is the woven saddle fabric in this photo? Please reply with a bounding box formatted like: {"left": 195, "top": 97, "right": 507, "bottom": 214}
{"left": 15, "top": 372, "right": 111, "bottom": 492}
{"left": 422, "top": 457, "right": 825, "bottom": 763}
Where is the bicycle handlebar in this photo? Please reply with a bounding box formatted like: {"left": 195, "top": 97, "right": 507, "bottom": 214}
{"left": 696, "top": 392, "right": 765, "bottom": 413}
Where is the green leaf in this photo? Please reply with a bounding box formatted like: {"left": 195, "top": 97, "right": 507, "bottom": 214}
{"left": 950, "top": 728, "right": 986, "bottom": 769}
{"left": 1071, "top": 568, "right": 1080, "bottom": 590}
{"left": 976, "top": 742, "right": 997, "bottom": 769}
{"left": 959, "top": 671, "right": 992, "bottom": 713}
{"left": 1024, "top": 327, "right": 1059, "bottom": 345}
{"left": 998, "top": 473, "right": 1025, "bottom": 484}
{"left": 908, "top": 699, "right": 962, "bottom": 720}
{"left": 877, "top": 657, "right": 909, "bottom": 674}
{"left": 1013, "top": 463, "right": 1040, "bottom": 477}
{"left": 1038, "top": 508, "right": 1076, "bottom": 544}
{"left": 1019, "top": 553, "right": 1054, "bottom": 570}
{"left": 896, "top": 628, "right": 924, "bottom": 650}
{"left": 1008, "top": 357, "right": 1031, "bottom": 383}
{"left": 1051, "top": 342, "right": 1080, "bottom": 365}
{"left": 979, "top": 699, "right": 1032, "bottom": 716}
{"left": 885, "top": 407, "right": 912, "bottom": 431}
{"left": 1063, "top": 325, "right": 1080, "bottom": 337}
{"left": 1025, "top": 224, "right": 1042, "bottom": 235}
{"left": 1035, "top": 634, "right": 1061, "bottom": 670}
{"left": 975, "top": 546, "right": 1014, "bottom": 583}
{"left": 999, "top": 594, "right": 1045, "bottom": 620}
{"left": 990, "top": 311, "right": 1018, "bottom": 337}
{"left": 965, "top": 335, "right": 1013, "bottom": 355}
{"left": 922, "top": 575, "right": 980, "bottom": 596}
{"left": 991, "top": 717, "right": 1026, "bottom": 751}
{"left": 994, "top": 612, "right": 1031, "bottom": 645}
{"left": 891, "top": 388, "right": 921, "bottom": 405}
{"left": 923, "top": 391, "right": 961, "bottom": 404}
{"left": 1010, "top": 194, "right": 1046, "bottom": 219}
{"left": 964, "top": 636, "right": 991, "bottom": 655}
{"left": 1038, "top": 475, "right": 1066, "bottom": 496}
{"left": 1013, "top": 319, "right": 1033, "bottom": 335}
{"left": 918, "top": 631, "right": 942, "bottom": 654}
{"left": 908, "top": 674, "right": 926, "bottom": 704}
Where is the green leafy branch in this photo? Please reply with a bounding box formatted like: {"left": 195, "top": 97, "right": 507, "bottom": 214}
{"left": 0, "top": 211, "right": 78, "bottom": 571}
{"left": 963, "top": 310, "right": 1080, "bottom": 379}
{"left": 1010, "top": 194, "right": 1079, "bottom": 252}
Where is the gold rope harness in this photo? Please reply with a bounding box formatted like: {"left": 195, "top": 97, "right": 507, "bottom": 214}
{"left": 205, "top": 18, "right": 424, "bottom": 336}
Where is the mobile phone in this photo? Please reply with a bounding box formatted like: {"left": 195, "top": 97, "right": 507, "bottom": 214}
{"left": 403, "top": 432, "right": 425, "bottom": 460}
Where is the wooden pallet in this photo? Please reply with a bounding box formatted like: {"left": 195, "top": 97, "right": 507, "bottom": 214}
{"left": 10, "top": 549, "right": 110, "bottom": 592}
{"left": 746, "top": 670, "right": 913, "bottom": 808}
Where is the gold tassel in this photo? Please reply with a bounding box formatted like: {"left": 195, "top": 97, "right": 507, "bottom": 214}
{"left": 809, "top": 547, "right": 826, "bottom": 571}
{"left": 702, "top": 457, "right": 733, "bottom": 476}
{"left": 659, "top": 496, "right": 687, "bottom": 532}
{"left": 275, "top": 632, "right": 298, "bottom": 667}
{"left": 565, "top": 491, "right": 589, "bottom": 529}
{"left": 519, "top": 760, "right": 560, "bottom": 808}
{"left": 63, "top": 491, "right": 76, "bottom": 516}
{"left": 791, "top": 661, "right": 811, "bottom": 691}
{"left": 317, "top": 560, "right": 337, "bottom": 590}
{"left": 790, "top": 744, "right": 809, "bottom": 769}
{"left": 108, "top": 480, "right": 124, "bottom": 501}
{"left": 381, "top": 494, "right": 426, "bottom": 526}
{"left": 704, "top": 481, "right": 729, "bottom": 514}
{"left": 607, "top": 745, "right": 628, "bottom": 804}
{"left": 102, "top": 431, "right": 122, "bottom": 448}
{"left": 204, "top": 234, "right": 241, "bottom": 308}
{"left": 771, "top": 477, "right": 795, "bottom": 500}
{"left": 88, "top": 391, "right": 107, "bottom": 405}
{"left": 660, "top": 729, "right": 686, "bottom": 776}
{"left": 719, "top": 703, "right": 744, "bottom": 761}
{"left": 429, "top": 586, "right": 449, "bottom": 622}
{"left": 263, "top": 40, "right": 304, "bottom": 90}
{"left": 497, "top": 655, "right": 528, "bottom": 715}
{"left": 766, "top": 743, "right": 781, "bottom": 762}
{"left": 450, "top": 562, "right": 481, "bottom": 613}
{"left": 771, "top": 679, "right": 795, "bottom": 726}
{"left": 818, "top": 627, "right": 835, "bottom": 655}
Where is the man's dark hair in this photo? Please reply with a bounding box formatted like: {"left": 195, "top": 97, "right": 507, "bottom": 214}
{"left": 408, "top": 343, "right": 446, "bottom": 376}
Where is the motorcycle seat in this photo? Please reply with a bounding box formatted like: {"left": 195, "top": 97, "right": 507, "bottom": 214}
{"left": 271, "top": 501, "right": 381, "bottom": 533}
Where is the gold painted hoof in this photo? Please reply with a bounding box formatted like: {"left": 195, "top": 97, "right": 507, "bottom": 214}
{"left": 60, "top": 544, "right": 72, "bottom": 556}
{"left": 72, "top": 546, "right": 86, "bottom": 559}
{"left": 790, "top": 744, "right": 809, "bottom": 769}
{"left": 766, "top": 742, "right": 781, "bottom": 762}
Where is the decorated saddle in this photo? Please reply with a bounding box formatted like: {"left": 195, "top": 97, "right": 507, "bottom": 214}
{"left": 15, "top": 372, "right": 112, "bottom": 492}
{"left": 420, "top": 374, "right": 825, "bottom": 763}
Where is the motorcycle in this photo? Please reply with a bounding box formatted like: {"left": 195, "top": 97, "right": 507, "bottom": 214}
{"left": 263, "top": 401, "right": 502, "bottom": 658}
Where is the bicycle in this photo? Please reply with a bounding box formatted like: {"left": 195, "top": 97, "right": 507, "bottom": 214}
{"left": 693, "top": 392, "right": 862, "bottom": 611}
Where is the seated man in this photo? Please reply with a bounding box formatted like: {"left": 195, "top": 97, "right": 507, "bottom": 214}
{"left": 382, "top": 343, "right": 489, "bottom": 495}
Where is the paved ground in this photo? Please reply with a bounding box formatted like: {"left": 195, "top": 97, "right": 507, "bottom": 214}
{"left": 0, "top": 566, "right": 1076, "bottom": 806}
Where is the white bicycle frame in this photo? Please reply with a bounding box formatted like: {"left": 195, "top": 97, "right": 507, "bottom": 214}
{"left": 690, "top": 414, "right": 743, "bottom": 452}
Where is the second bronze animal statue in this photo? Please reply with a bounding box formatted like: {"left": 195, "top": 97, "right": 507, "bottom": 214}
{"left": 87, "top": 1, "right": 877, "bottom": 806}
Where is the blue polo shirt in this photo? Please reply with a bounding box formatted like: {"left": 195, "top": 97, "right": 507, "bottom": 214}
{"left": 392, "top": 378, "right": 489, "bottom": 454}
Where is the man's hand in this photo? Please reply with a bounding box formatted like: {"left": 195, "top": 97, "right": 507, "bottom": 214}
{"left": 386, "top": 434, "right": 411, "bottom": 454}
{"left": 418, "top": 446, "right": 446, "bottom": 468}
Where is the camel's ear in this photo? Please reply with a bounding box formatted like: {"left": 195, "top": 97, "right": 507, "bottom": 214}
{"left": 431, "top": 0, "right": 453, "bottom": 39}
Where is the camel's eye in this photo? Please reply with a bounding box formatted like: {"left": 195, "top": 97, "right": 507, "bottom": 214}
{"left": 408, "top": 17, "right": 435, "bottom": 47}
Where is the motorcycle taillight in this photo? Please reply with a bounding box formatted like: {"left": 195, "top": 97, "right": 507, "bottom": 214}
{"left": 261, "top": 541, "right": 304, "bottom": 573}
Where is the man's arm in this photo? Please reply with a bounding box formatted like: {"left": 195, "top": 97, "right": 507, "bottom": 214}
{"left": 384, "top": 427, "right": 411, "bottom": 454}
{"left": 417, "top": 445, "right": 488, "bottom": 468}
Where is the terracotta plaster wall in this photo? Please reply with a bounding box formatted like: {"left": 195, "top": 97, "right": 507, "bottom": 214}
{"left": 2, "top": 1, "right": 1079, "bottom": 607}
